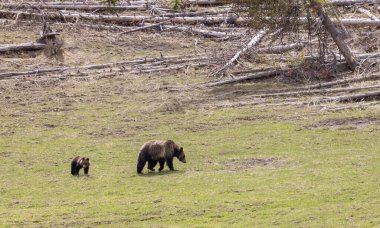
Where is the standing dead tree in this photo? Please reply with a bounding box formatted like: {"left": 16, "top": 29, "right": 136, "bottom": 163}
{"left": 310, "top": 0, "right": 358, "bottom": 70}
{"left": 210, "top": 0, "right": 363, "bottom": 81}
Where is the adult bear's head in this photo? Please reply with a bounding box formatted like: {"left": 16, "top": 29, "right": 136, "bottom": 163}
{"left": 177, "top": 147, "right": 186, "bottom": 163}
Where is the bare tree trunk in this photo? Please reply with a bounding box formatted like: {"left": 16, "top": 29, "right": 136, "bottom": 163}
{"left": 213, "top": 29, "right": 268, "bottom": 78}
{"left": 321, "top": 90, "right": 380, "bottom": 102}
{"left": 0, "top": 42, "right": 46, "bottom": 53}
{"left": 311, "top": 0, "right": 358, "bottom": 70}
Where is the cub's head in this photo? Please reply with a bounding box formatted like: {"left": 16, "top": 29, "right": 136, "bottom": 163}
{"left": 177, "top": 147, "right": 186, "bottom": 163}
{"left": 81, "top": 157, "right": 90, "bottom": 168}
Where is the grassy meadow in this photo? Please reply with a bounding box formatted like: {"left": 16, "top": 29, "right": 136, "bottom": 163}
{"left": 0, "top": 69, "right": 379, "bottom": 227}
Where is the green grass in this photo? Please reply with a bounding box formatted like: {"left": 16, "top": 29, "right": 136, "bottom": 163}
{"left": 0, "top": 74, "right": 379, "bottom": 227}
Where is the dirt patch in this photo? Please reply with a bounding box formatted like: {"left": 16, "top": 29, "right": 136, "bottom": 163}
{"left": 0, "top": 151, "right": 15, "bottom": 157}
{"left": 307, "top": 116, "right": 380, "bottom": 130}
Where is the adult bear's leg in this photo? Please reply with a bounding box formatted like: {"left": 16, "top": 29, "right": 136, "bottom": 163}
{"left": 148, "top": 160, "right": 158, "bottom": 171}
{"left": 84, "top": 167, "right": 89, "bottom": 175}
{"left": 158, "top": 159, "right": 165, "bottom": 171}
{"left": 137, "top": 153, "right": 147, "bottom": 174}
{"left": 166, "top": 157, "right": 175, "bottom": 171}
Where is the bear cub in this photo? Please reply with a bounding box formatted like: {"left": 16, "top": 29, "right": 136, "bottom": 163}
{"left": 137, "top": 140, "right": 186, "bottom": 173}
{"left": 71, "top": 156, "right": 90, "bottom": 176}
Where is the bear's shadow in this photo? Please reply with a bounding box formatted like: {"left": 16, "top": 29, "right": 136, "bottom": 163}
{"left": 138, "top": 170, "right": 185, "bottom": 177}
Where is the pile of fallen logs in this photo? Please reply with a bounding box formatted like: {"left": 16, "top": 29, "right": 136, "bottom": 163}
{"left": 0, "top": 54, "right": 220, "bottom": 79}
{"left": 0, "top": 0, "right": 379, "bottom": 103}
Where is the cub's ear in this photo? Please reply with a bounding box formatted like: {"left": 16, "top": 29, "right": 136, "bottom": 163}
{"left": 86, "top": 158, "right": 90, "bottom": 161}
{"left": 180, "top": 147, "right": 183, "bottom": 152}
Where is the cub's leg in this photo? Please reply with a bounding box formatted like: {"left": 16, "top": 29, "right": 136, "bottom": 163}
{"left": 158, "top": 159, "right": 165, "bottom": 171}
{"left": 76, "top": 166, "right": 82, "bottom": 175}
{"left": 71, "top": 162, "right": 77, "bottom": 175}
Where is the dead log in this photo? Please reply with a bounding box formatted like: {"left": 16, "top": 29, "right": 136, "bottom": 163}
{"left": 0, "top": 3, "right": 148, "bottom": 11}
{"left": 76, "top": 23, "right": 138, "bottom": 31}
{"left": 320, "top": 90, "right": 380, "bottom": 102}
{"left": 330, "top": 0, "right": 380, "bottom": 6}
{"left": 208, "top": 68, "right": 285, "bottom": 87}
{"left": 0, "top": 10, "right": 246, "bottom": 26}
{"left": 338, "top": 18, "right": 380, "bottom": 26}
{"left": 0, "top": 54, "right": 214, "bottom": 79}
{"left": 158, "top": 9, "right": 236, "bottom": 18}
{"left": 295, "top": 17, "right": 380, "bottom": 26}
{"left": 0, "top": 10, "right": 379, "bottom": 27}
{"left": 119, "top": 21, "right": 170, "bottom": 34}
{"left": 0, "top": 42, "right": 46, "bottom": 53}
{"left": 162, "top": 24, "right": 232, "bottom": 38}
{"left": 358, "top": 7, "right": 379, "bottom": 20}
{"left": 132, "top": 61, "right": 216, "bottom": 73}
{"left": 249, "top": 84, "right": 380, "bottom": 98}
{"left": 311, "top": 0, "right": 358, "bottom": 70}
{"left": 257, "top": 43, "right": 304, "bottom": 54}
{"left": 290, "top": 73, "right": 380, "bottom": 90}
{"left": 185, "top": 0, "right": 380, "bottom": 7}
{"left": 186, "top": 0, "right": 223, "bottom": 6}
{"left": 0, "top": 67, "right": 65, "bottom": 79}
{"left": 213, "top": 29, "right": 268, "bottom": 78}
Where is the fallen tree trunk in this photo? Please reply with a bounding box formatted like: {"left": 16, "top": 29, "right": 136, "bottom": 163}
{"left": 213, "top": 29, "right": 268, "bottom": 78}
{"left": 186, "top": 0, "right": 379, "bottom": 6}
{"left": 187, "top": 0, "right": 223, "bottom": 6}
{"left": 0, "top": 54, "right": 214, "bottom": 79}
{"left": 0, "top": 3, "right": 148, "bottom": 11}
{"left": 330, "top": 0, "right": 380, "bottom": 6}
{"left": 208, "top": 68, "right": 285, "bottom": 87}
{"left": 0, "top": 10, "right": 246, "bottom": 26}
{"left": 162, "top": 24, "right": 232, "bottom": 38}
{"left": 296, "top": 17, "right": 380, "bottom": 27}
{"left": 37, "top": 0, "right": 154, "bottom": 5}
{"left": 249, "top": 84, "right": 380, "bottom": 98}
{"left": 288, "top": 73, "right": 380, "bottom": 90}
{"left": 0, "top": 10, "right": 379, "bottom": 27}
{"left": 119, "top": 21, "right": 170, "bottom": 34}
{"left": 76, "top": 23, "right": 138, "bottom": 31}
{"left": 320, "top": 90, "right": 380, "bottom": 102}
{"left": 0, "top": 42, "right": 45, "bottom": 53}
{"left": 257, "top": 42, "right": 304, "bottom": 54}
{"left": 358, "top": 7, "right": 379, "bottom": 21}
{"left": 132, "top": 61, "right": 215, "bottom": 73}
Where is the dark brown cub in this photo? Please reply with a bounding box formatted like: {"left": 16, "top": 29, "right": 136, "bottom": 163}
{"left": 71, "top": 156, "right": 90, "bottom": 176}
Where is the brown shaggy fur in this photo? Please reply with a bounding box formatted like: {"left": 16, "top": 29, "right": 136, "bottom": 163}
{"left": 137, "top": 140, "right": 186, "bottom": 173}
{"left": 71, "top": 156, "right": 90, "bottom": 176}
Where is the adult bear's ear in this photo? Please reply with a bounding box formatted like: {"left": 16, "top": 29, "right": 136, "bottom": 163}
{"left": 86, "top": 158, "right": 90, "bottom": 161}
{"left": 180, "top": 147, "right": 183, "bottom": 152}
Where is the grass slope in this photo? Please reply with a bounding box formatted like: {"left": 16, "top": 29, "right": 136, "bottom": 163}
{"left": 0, "top": 72, "right": 379, "bottom": 227}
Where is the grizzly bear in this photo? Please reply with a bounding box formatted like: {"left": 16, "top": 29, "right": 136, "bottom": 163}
{"left": 71, "top": 156, "right": 90, "bottom": 176}
{"left": 137, "top": 140, "right": 186, "bottom": 173}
